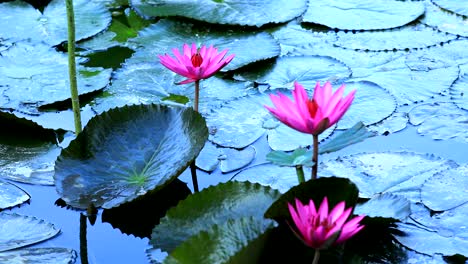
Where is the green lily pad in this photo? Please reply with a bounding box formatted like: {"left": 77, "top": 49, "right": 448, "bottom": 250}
{"left": 334, "top": 23, "right": 457, "bottom": 51}
{"left": 433, "top": 0, "right": 468, "bottom": 18}
{"left": 355, "top": 193, "right": 411, "bottom": 221}
{"left": 237, "top": 56, "right": 351, "bottom": 89}
{"left": 0, "top": 213, "right": 60, "bottom": 252}
{"left": 128, "top": 19, "right": 281, "bottom": 72}
{"left": 0, "top": 42, "right": 112, "bottom": 111}
{"left": 0, "top": 181, "right": 30, "bottom": 210}
{"left": 421, "top": 164, "right": 468, "bottom": 211}
{"left": 319, "top": 152, "right": 457, "bottom": 199}
{"left": 409, "top": 102, "right": 468, "bottom": 143}
{"left": 163, "top": 217, "right": 276, "bottom": 264}
{"left": 451, "top": 64, "right": 468, "bottom": 111}
{"left": 0, "top": 248, "right": 77, "bottom": 264}
{"left": 232, "top": 163, "right": 311, "bottom": 193}
{"left": 265, "top": 177, "right": 359, "bottom": 221}
{"left": 302, "top": 0, "right": 425, "bottom": 30}
{"left": 320, "top": 122, "right": 376, "bottom": 154}
{"left": 131, "top": 0, "right": 307, "bottom": 27}
{"left": 266, "top": 148, "right": 314, "bottom": 167}
{"left": 54, "top": 104, "right": 208, "bottom": 209}
{"left": 219, "top": 146, "right": 256, "bottom": 173}
{"left": 150, "top": 181, "right": 280, "bottom": 253}
{"left": 422, "top": 0, "right": 468, "bottom": 37}
{"left": 0, "top": 0, "right": 111, "bottom": 46}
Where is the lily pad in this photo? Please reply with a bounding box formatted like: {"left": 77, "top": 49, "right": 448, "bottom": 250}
{"left": 195, "top": 141, "right": 221, "bottom": 172}
{"left": 128, "top": 19, "right": 281, "bottom": 72}
{"left": 150, "top": 181, "right": 281, "bottom": 253}
{"left": 232, "top": 163, "right": 311, "bottom": 193}
{"left": 432, "top": 0, "right": 468, "bottom": 18}
{"left": 0, "top": 181, "right": 30, "bottom": 210}
{"left": 0, "top": 0, "right": 111, "bottom": 46}
{"left": 320, "top": 122, "right": 376, "bottom": 153}
{"left": 266, "top": 148, "right": 314, "bottom": 167}
{"left": 408, "top": 102, "right": 459, "bottom": 126}
{"left": 319, "top": 152, "right": 457, "bottom": 199}
{"left": 131, "top": 0, "right": 307, "bottom": 27}
{"left": 421, "top": 164, "right": 468, "bottom": 211}
{"left": 355, "top": 193, "right": 411, "bottom": 221}
{"left": 302, "top": 0, "right": 425, "bottom": 30}
{"left": 334, "top": 23, "right": 456, "bottom": 51}
{"left": 237, "top": 56, "right": 351, "bottom": 89}
{"left": 164, "top": 217, "right": 276, "bottom": 264}
{"left": 219, "top": 146, "right": 256, "bottom": 173}
{"left": 0, "top": 248, "right": 77, "bottom": 264}
{"left": 451, "top": 64, "right": 468, "bottom": 110}
{"left": 266, "top": 122, "right": 335, "bottom": 151}
{"left": 54, "top": 104, "right": 208, "bottom": 209}
{"left": 0, "top": 213, "right": 60, "bottom": 252}
{"left": 368, "top": 111, "right": 409, "bottom": 135}
{"left": 422, "top": 0, "right": 468, "bottom": 37}
{"left": 0, "top": 42, "right": 112, "bottom": 111}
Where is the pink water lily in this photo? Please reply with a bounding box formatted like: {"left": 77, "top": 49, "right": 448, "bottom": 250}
{"left": 158, "top": 43, "right": 235, "bottom": 84}
{"left": 265, "top": 81, "right": 355, "bottom": 136}
{"left": 288, "top": 197, "right": 365, "bottom": 250}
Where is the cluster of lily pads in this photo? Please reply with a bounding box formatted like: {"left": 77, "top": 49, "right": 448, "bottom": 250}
{"left": 0, "top": 0, "right": 467, "bottom": 263}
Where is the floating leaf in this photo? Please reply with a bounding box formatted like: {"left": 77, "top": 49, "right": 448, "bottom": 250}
{"left": 128, "top": 19, "right": 280, "bottom": 72}
{"left": 422, "top": 1, "right": 468, "bottom": 37}
{"left": 0, "top": 181, "right": 30, "bottom": 210}
{"left": 131, "top": 0, "right": 307, "bottom": 27}
{"left": 319, "top": 152, "right": 457, "bottom": 199}
{"left": 265, "top": 177, "right": 359, "bottom": 221}
{"left": 432, "top": 0, "right": 468, "bottom": 19}
{"left": 302, "top": 0, "right": 425, "bottom": 30}
{"left": 0, "top": 213, "right": 60, "bottom": 252}
{"left": 334, "top": 23, "right": 456, "bottom": 51}
{"left": 408, "top": 102, "right": 459, "bottom": 126}
{"left": 219, "top": 146, "right": 256, "bottom": 173}
{"left": 195, "top": 141, "right": 221, "bottom": 172}
{"left": 150, "top": 181, "right": 280, "bottom": 253}
{"left": 0, "top": 0, "right": 111, "bottom": 45}
{"left": 164, "top": 217, "right": 276, "bottom": 264}
{"left": 0, "top": 248, "right": 77, "bottom": 264}
{"left": 319, "top": 122, "right": 376, "bottom": 154}
{"left": 451, "top": 64, "right": 468, "bottom": 111}
{"left": 367, "top": 111, "right": 409, "bottom": 135}
{"left": 238, "top": 56, "right": 351, "bottom": 89}
{"left": 266, "top": 123, "right": 335, "bottom": 151}
{"left": 0, "top": 42, "right": 111, "bottom": 111}
{"left": 54, "top": 104, "right": 208, "bottom": 209}
{"left": 266, "top": 148, "right": 314, "bottom": 167}
{"left": 405, "top": 39, "right": 468, "bottom": 71}
{"left": 421, "top": 164, "right": 468, "bottom": 211}
{"left": 355, "top": 193, "right": 411, "bottom": 221}
{"left": 232, "top": 163, "right": 310, "bottom": 193}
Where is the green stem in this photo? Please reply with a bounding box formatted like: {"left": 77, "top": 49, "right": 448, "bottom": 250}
{"left": 189, "top": 80, "right": 200, "bottom": 192}
{"left": 66, "top": 0, "right": 82, "bottom": 134}
{"left": 79, "top": 213, "right": 89, "bottom": 264}
{"left": 312, "top": 249, "right": 320, "bottom": 264}
{"left": 311, "top": 134, "right": 319, "bottom": 180}
{"left": 295, "top": 165, "right": 305, "bottom": 183}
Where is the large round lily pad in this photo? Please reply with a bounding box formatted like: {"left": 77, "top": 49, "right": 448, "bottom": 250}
{"left": 433, "top": 0, "right": 468, "bottom": 17}
{"left": 0, "top": 0, "right": 111, "bottom": 46}
{"left": 54, "top": 104, "right": 208, "bottom": 209}
{"left": 131, "top": 0, "right": 307, "bottom": 27}
{"left": 422, "top": 0, "right": 468, "bottom": 37}
{"left": 302, "top": 0, "right": 425, "bottom": 30}
{"left": 0, "top": 248, "right": 77, "bottom": 264}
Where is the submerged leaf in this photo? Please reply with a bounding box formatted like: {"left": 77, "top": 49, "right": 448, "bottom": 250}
{"left": 131, "top": 0, "right": 307, "bottom": 27}
{"left": 302, "top": 0, "right": 424, "bottom": 30}
{"left": 0, "top": 213, "right": 60, "bottom": 252}
{"left": 55, "top": 104, "right": 208, "bottom": 209}
{"left": 150, "top": 181, "right": 280, "bottom": 253}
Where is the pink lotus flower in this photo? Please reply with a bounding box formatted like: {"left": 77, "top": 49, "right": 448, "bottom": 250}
{"left": 288, "top": 197, "right": 364, "bottom": 249}
{"left": 158, "top": 43, "right": 235, "bottom": 84}
{"left": 265, "top": 81, "right": 356, "bottom": 135}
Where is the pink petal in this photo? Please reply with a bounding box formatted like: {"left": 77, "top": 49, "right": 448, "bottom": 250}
{"left": 329, "top": 201, "right": 346, "bottom": 223}
{"left": 334, "top": 207, "right": 352, "bottom": 229}
{"left": 312, "top": 82, "right": 324, "bottom": 106}
{"left": 318, "top": 197, "right": 329, "bottom": 222}
{"left": 323, "top": 84, "right": 345, "bottom": 116}
{"left": 288, "top": 201, "right": 306, "bottom": 233}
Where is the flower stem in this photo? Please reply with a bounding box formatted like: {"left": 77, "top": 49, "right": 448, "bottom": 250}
{"left": 311, "top": 134, "right": 319, "bottom": 180}
{"left": 79, "top": 213, "right": 89, "bottom": 264}
{"left": 189, "top": 80, "right": 200, "bottom": 193}
{"left": 65, "top": 0, "right": 82, "bottom": 135}
{"left": 312, "top": 249, "right": 320, "bottom": 264}
{"left": 295, "top": 165, "right": 305, "bottom": 183}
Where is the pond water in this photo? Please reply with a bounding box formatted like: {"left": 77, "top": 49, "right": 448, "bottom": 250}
{"left": 1, "top": 0, "right": 468, "bottom": 263}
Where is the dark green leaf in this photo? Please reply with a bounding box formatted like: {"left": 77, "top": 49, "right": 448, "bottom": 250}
{"left": 303, "top": 0, "right": 424, "bottom": 30}
{"left": 163, "top": 217, "right": 276, "bottom": 264}
{"left": 319, "top": 122, "right": 376, "bottom": 154}
{"left": 150, "top": 181, "right": 281, "bottom": 253}
{"left": 0, "top": 213, "right": 60, "bottom": 252}
{"left": 264, "top": 177, "right": 359, "bottom": 221}
{"left": 131, "top": 0, "right": 307, "bottom": 27}
{"left": 54, "top": 104, "right": 208, "bottom": 209}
